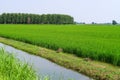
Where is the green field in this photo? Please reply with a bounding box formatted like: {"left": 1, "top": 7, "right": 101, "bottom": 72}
{"left": 0, "top": 24, "right": 120, "bottom": 66}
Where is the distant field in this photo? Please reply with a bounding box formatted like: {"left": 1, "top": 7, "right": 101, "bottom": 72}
{"left": 0, "top": 24, "right": 120, "bottom": 66}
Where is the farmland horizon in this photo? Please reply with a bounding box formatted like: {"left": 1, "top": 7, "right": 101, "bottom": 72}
{"left": 1, "top": 0, "right": 120, "bottom": 23}
{"left": 0, "top": 12, "right": 119, "bottom": 24}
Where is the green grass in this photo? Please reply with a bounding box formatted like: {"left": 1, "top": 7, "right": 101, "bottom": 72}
{"left": 0, "top": 24, "right": 120, "bottom": 66}
{"left": 0, "top": 37, "right": 119, "bottom": 80}
{"left": 0, "top": 48, "right": 37, "bottom": 80}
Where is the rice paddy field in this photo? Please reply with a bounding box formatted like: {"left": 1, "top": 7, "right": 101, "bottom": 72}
{"left": 0, "top": 24, "right": 120, "bottom": 66}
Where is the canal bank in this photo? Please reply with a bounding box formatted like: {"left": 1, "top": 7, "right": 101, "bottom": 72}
{"left": 0, "top": 43, "right": 91, "bottom": 80}
{"left": 0, "top": 37, "right": 119, "bottom": 80}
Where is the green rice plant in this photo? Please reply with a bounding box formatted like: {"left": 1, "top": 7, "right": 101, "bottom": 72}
{"left": 0, "top": 24, "right": 120, "bottom": 66}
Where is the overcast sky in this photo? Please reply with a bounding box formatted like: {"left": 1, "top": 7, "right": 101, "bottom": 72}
{"left": 0, "top": 0, "right": 120, "bottom": 23}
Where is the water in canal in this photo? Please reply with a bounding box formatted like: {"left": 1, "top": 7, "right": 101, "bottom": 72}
{"left": 0, "top": 43, "right": 91, "bottom": 80}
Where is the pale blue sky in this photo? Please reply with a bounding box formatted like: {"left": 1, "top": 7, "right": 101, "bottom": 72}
{"left": 0, "top": 0, "right": 120, "bottom": 23}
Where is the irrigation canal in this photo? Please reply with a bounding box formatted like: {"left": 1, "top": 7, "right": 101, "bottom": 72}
{"left": 0, "top": 43, "right": 91, "bottom": 80}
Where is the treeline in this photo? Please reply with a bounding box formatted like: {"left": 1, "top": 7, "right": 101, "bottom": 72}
{"left": 0, "top": 13, "right": 74, "bottom": 24}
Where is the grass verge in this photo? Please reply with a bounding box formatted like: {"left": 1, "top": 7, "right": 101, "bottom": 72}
{"left": 0, "top": 48, "right": 37, "bottom": 80}
{"left": 0, "top": 37, "right": 119, "bottom": 80}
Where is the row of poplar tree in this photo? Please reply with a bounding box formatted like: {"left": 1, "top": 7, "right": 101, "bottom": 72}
{"left": 0, "top": 13, "right": 74, "bottom": 24}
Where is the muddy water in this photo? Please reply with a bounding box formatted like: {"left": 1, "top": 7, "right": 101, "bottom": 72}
{"left": 0, "top": 43, "right": 91, "bottom": 80}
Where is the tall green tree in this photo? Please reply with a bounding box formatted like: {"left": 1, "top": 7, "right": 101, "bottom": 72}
{"left": 0, "top": 13, "right": 74, "bottom": 24}
{"left": 112, "top": 20, "right": 117, "bottom": 25}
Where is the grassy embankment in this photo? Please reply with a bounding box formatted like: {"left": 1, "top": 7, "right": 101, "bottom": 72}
{"left": 0, "top": 48, "right": 37, "bottom": 80}
{"left": 0, "top": 37, "right": 119, "bottom": 80}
